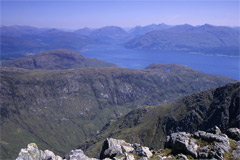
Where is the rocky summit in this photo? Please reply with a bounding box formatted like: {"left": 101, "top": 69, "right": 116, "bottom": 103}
{"left": 164, "top": 127, "right": 240, "bottom": 160}
{"left": 16, "top": 127, "right": 240, "bottom": 160}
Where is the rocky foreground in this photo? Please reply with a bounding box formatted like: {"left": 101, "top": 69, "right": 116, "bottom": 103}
{"left": 16, "top": 127, "right": 240, "bottom": 160}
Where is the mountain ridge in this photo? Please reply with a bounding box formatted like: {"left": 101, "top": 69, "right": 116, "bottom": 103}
{"left": 125, "top": 24, "right": 239, "bottom": 56}
{"left": 2, "top": 23, "right": 238, "bottom": 63}
{"left": 79, "top": 82, "right": 240, "bottom": 157}
{"left": 2, "top": 49, "right": 118, "bottom": 69}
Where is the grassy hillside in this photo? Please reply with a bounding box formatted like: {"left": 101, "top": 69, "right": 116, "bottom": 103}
{"left": 81, "top": 82, "right": 240, "bottom": 157}
{"left": 0, "top": 65, "right": 235, "bottom": 159}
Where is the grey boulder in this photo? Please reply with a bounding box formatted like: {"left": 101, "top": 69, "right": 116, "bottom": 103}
{"left": 227, "top": 128, "right": 240, "bottom": 141}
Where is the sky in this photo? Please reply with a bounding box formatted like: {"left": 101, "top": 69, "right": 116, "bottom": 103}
{"left": 1, "top": 0, "right": 239, "bottom": 29}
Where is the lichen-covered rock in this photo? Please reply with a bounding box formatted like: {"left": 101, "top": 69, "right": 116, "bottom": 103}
{"left": 125, "top": 153, "right": 135, "bottom": 160}
{"left": 194, "top": 131, "right": 229, "bottom": 145}
{"left": 43, "top": 150, "right": 57, "bottom": 160}
{"left": 166, "top": 132, "right": 198, "bottom": 158}
{"left": 165, "top": 127, "right": 231, "bottom": 159}
{"left": 232, "top": 141, "right": 240, "bottom": 160}
{"left": 132, "top": 143, "right": 152, "bottom": 158}
{"left": 99, "top": 138, "right": 152, "bottom": 159}
{"left": 198, "top": 145, "right": 210, "bottom": 159}
{"left": 64, "top": 149, "right": 97, "bottom": 160}
{"left": 176, "top": 153, "right": 188, "bottom": 160}
{"left": 138, "top": 157, "right": 148, "bottom": 160}
{"left": 104, "top": 145, "right": 123, "bottom": 159}
{"left": 194, "top": 130, "right": 230, "bottom": 160}
{"left": 122, "top": 146, "right": 134, "bottom": 153}
{"left": 16, "top": 143, "right": 63, "bottom": 160}
{"left": 113, "top": 157, "right": 124, "bottom": 160}
{"left": 16, "top": 143, "right": 42, "bottom": 160}
{"left": 227, "top": 128, "right": 240, "bottom": 141}
{"left": 99, "top": 138, "right": 127, "bottom": 159}
{"left": 207, "top": 126, "right": 221, "bottom": 134}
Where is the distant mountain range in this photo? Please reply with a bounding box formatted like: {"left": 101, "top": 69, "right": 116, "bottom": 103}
{"left": 126, "top": 24, "right": 240, "bottom": 56}
{"left": 129, "top": 23, "right": 172, "bottom": 37}
{"left": 0, "top": 59, "right": 235, "bottom": 159}
{"left": 88, "top": 26, "right": 129, "bottom": 44}
{"left": 2, "top": 49, "right": 117, "bottom": 69}
{"left": 0, "top": 26, "right": 100, "bottom": 63}
{"left": 1, "top": 24, "right": 239, "bottom": 64}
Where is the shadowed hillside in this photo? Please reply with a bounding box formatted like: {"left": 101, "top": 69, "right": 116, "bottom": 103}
{"left": 80, "top": 82, "right": 240, "bottom": 157}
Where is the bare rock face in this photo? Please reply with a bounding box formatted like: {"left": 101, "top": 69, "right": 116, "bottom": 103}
{"left": 165, "top": 132, "right": 198, "bottom": 158}
{"left": 227, "top": 128, "right": 240, "bottom": 141}
{"left": 99, "top": 138, "right": 152, "bottom": 159}
{"left": 125, "top": 153, "right": 135, "bottom": 160}
{"left": 232, "top": 141, "right": 240, "bottom": 160}
{"left": 16, "top": 143, "right": 42, "bottom": 160}
{"left": 132, "top": 143, "right": 153, "bottom": 158}
{"left": 165, "top": 126, "right": 231, "bottom": 160}
{"left": 16, "top": 144, "right": 98, "bottom": 160}
{"left": 64, "top": 149, "right": 97, "bottom": 160}
{"left": 99, "top": 138, "right": 132, "bottom": 159}
{"left": 16, "top": 143, "right": 63, "bottom": 160}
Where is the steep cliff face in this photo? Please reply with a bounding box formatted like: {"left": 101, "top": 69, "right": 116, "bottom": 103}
{"left": 80, "top": 82, "right": 239, "bottom": 156}
{"left": 0, "top": 65, "right": 234, "bottom": 159}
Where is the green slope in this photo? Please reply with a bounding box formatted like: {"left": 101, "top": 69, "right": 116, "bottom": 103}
{"left": 80, "top": 82, "right": 240, "bottom": 157}
{"left": 0, "top": 65, "right": 235, "bottom": 159}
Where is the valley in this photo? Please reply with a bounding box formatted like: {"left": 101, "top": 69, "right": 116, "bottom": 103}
{"left": 79, "top": 82, "right": 240, "bottom": 157}
{"left": 0, "top": 61, "right": 235, "bottom": 159}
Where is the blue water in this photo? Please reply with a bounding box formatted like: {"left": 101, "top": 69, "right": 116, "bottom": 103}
{"left": 81, "top": 45, "right": 240, "bottom": 80}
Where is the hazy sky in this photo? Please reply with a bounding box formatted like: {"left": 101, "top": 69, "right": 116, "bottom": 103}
{"left": 1, "top": 0, "right": 239, "bottom": 29}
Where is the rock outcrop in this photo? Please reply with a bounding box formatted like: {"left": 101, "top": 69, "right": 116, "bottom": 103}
{"left": 16, "top": 127, "right": 240, "bottom": 160}
{"left": 165, "top": 132, "right": 198, "bottom": 158}
{"left": 16, "top": 144, "right": 98, "bottom": 160}
{"left": 16, "top": 143, "right": 62, "bottom": 160}
{"left": 99, "top": 138, "right": 152, "bottom": 159}
{"left": 227, "top": 128, "right": 240, "bottom": 141}
{"left": 64, "top": 149, "right": 97, "bottom": 160}
{"left": 16, "top": 138, "right": 153, "bottom": 160}
{"left": 232, "top": 141, "right": 240, "bottom": 160}
{"left": 165, "top": 127, "right": 240, "bottom": 160}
